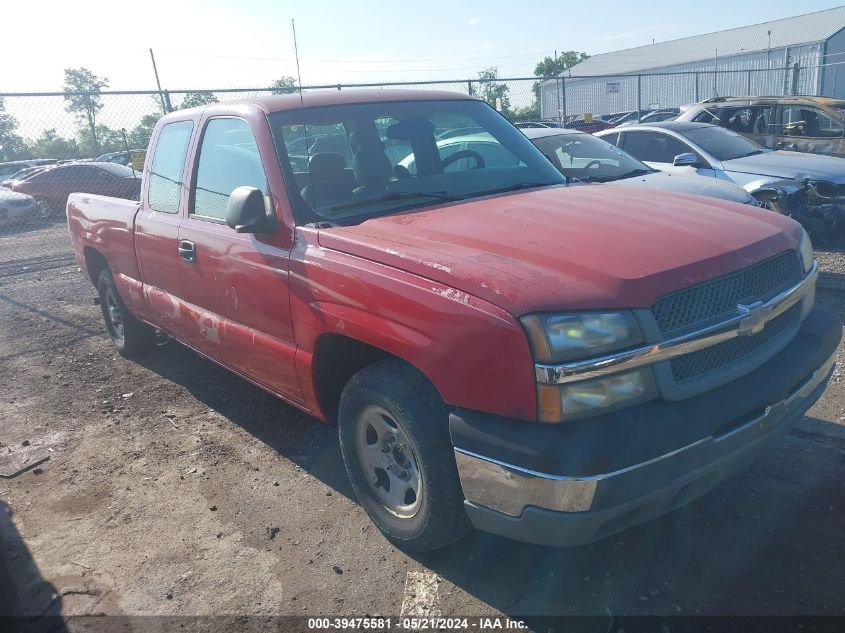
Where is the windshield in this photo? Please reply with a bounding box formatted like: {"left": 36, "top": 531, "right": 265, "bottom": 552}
{"left": 531, "top": 132, "right": 653, "bottom": 182}
{"left": 5, "top": 167, "right": 38, "bottom": 182}
{"left": 269, "top": 99, "right": 564, "bottom": 226}
{"left": 683, "top": 126, "right": 768, "bottom": 161}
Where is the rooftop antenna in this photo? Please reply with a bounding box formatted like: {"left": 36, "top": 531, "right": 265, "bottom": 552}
{"left": 713, "top": 48, "right": 720, "bottom": 98}
{"left": 291, "top": 18, "right": 318, "bottom": 227}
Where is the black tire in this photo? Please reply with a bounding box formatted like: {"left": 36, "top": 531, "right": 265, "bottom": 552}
{"left": 338, "top": 359, "right": 471, "bottom": 551}
{"left": 97, "top": 268, "right": 156, "bottom": 357}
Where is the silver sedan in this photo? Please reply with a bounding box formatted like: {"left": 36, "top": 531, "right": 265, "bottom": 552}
{"left": 595, "top": 122, "right": 845, "bottom": 237}
{"left": 521, "top": 127, "right": 758, "bottom": 205}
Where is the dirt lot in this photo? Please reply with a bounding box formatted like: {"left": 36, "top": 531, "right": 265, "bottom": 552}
{"left": 1, "top": 222, "right": 844, "bottom": 627}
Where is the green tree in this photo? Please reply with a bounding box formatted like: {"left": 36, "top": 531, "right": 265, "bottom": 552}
{"left": 31, "top": 128, "right": 80, "bottom": 160}
{"left": 0, "top": 97, "right": 29, "bottom": 161}
{"left": 128, "top": 113, "right": 161, "bottom": 149}
{"left": 179, "top": 91, "right": 218, "bottom": 109}
{"left": 63, "top": 67, "right": 109, "bottom": 155}
{"left": 527, "top": 51, "right": 589, "bottom": 122}
{"left": 78, "top": 125, "right": 125, "bottom": 157}
{"left": 477, "top": 67, "right": 511, "bottom": 115}
{"left": 270, "top": 77, "right": 298, "bottom": 95}
{"left": 534, "top": 51, "right": 589, "bottom": 78}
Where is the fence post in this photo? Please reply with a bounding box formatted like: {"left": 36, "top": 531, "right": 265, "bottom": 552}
{"left": 561, "top": 77, "right": 567, "bottom": 123}
{"left": 637, "top": 74, "right": 642, "bottom": 114}
{"left": 467, "top": 80, "right": 473, "bottom": 96}
{"left": 555, "top": 78, "right": 560, "bottom": 123}
{"left": 337, "top": 84, "right": 341, "bottom": 91}
{"left": 163, "top": 89, "right": 173, "bottom": 113}
{"left": 791, "top": 62, "right": 800, "bottom": 95}
{"left": 747, "top": 70, "right": 752, "bottom": 95}
{"left": 694, "top": 72, "right": 699, "bottom": 102}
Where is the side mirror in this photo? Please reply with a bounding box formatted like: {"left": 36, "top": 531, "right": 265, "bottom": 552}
{"left": 672, "top": 152, "right": 699, "bottom": 167}
{"left": 226, "top": 186, "right": 277, "bottom": 233}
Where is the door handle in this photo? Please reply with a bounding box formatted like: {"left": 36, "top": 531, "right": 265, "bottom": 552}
{"left": 178, "top": 240, "right": 196, "bottom": 263}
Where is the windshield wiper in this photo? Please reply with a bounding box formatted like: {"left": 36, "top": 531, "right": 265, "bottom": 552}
{"left": 615, "top": 168, "right": 655, "bottom": 180}
{"left": 330, "top": 191, "right": 461, "bottom": 212}
{"left": 737, "top": 149, "right": 765, "bottom": 158}
{"left": 471, "top": 182, "right": 558, "bottom": 196}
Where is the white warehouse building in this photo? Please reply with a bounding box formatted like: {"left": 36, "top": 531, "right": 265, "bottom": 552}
{"left": 540, "top": 6, "right": 845, "bottom": 120}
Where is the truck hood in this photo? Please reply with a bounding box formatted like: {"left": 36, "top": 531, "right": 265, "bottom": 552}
{"left": 319, "top": 185, "right": 800, "bottom": 315}
{"left": 607, "top": 171, "right": 753, "bottom": 203}
{"left": 723, "top": 150, "right": 845, "bottom": 183}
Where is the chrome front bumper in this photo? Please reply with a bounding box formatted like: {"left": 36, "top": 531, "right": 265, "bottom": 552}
{"left": 455, "top": 351, "right": 836, "bottom": 519}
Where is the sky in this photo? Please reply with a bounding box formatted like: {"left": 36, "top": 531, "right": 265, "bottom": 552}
{"left": 4, "top": 0, "right": 845, "bottom": 92}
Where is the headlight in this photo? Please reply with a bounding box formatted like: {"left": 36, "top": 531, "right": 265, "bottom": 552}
{"left": 522, "top": 311, "right": 655, "bottom": 422}
{"left": 799, "top": 229, "right": 813, "bottom": 274}
{"left": 521, "top": 312, "right": 643, "bottom": 363}
{"left": 537, "top": 369, "right": 658, "bottom": 422}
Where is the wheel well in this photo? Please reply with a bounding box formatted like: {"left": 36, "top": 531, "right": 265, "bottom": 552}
{"left": 313, "top": 334, "right": 395, "bottom": 422}
{"left": 83, "top": 247, "right": 108, "bottom": 285}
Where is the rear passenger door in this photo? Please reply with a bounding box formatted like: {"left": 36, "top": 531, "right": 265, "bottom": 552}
{"left": 176, "top": 117, "right": 301, "bottom": 402}
{"left": 135, "top": 120, "right": 194, "bottom": 329}
{"left": 777, "top": 106, "right": 845, "bottom": 157}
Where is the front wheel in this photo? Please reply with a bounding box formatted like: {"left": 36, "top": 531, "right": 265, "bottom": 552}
{"left": 338, "top": 360, "right": 471, "bottom": 551}
{"left": 97, "top": 268, "right": 156, "bottom": 357}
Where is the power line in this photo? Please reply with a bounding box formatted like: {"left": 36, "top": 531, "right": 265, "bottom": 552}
{"left": 157, "top": 50, "right": 555, "bottom": 64}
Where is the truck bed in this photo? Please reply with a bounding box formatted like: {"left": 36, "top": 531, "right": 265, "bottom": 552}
{"left": 67, "top": 192, "right": 143, "bottom": 288}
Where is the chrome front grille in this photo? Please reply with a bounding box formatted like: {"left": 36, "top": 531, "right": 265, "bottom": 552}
{"left": 651, "top": 251, "right": 804, "bottom": 386}
{"left": 670, "top": 303, "right": 800, "bottom": 383}
{"left": 652, "top": 251, "right": 802, "bottom": 337}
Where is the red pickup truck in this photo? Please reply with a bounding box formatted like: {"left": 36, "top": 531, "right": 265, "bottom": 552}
{"left": 67, "top": 90, "right": 840, "bottom": 551}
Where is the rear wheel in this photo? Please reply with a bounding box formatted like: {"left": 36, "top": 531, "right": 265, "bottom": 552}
{"left": 97, "top": 268, "right": 156, "bottom": 357}
{"left": 338, "top": 359, "right": 471, "bottom": 551}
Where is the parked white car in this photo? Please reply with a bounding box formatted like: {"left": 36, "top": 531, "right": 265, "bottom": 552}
{"left": 521, "top": 127, "right": 758, "bottom": 204}
{"left": 0, "top": 188, "right": 40, "bottom": 228}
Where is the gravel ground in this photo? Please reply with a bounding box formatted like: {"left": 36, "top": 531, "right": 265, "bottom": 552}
{"left": 0, "top": 222, "right": 844, "bottom": 626}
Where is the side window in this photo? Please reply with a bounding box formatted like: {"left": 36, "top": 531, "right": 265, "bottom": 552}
{"left": 376, "top": 117, "right": 414, "bottom": 167}
{"left": 600, "top": 132, "right": 619, "bottom": 146}
{"left": 148, "top": 121, "right": 193, "bottom": 214}
{"left": 478, "top": 141, "right": 519, "bottom": 166}
{"left": 723, "top": 107, "right": 774, "bottom": 135}
{"left": 778, "top": 106, "right": 843, "bottom": 138}
{"left": 193, "top": 118, "right": 268, "bottom": 221}
{"left": 811, "top": 109, "right": 845, "bottom": 138}
{"left": 691, "top": 109, "right": 718, "bottom": 124}
{"left": 621, "top": 131, "right": 691, "bottom": 163}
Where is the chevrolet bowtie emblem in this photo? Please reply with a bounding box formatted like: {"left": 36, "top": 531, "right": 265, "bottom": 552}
{"left": 737, "top": 301, "right": 774, "bottom": 336}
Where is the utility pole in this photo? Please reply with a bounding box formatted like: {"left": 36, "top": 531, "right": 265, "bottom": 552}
{"left": 149, "top": 48, "right": 169, "bottom": 114}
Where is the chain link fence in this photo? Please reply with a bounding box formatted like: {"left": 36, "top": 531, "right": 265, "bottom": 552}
{"left": 0, "top": 64, "right": 836, "bottom": 242}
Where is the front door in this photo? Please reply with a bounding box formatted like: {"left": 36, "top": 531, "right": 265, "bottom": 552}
{"left": 176, "top": 116, "right": 301, "bottom": 403}
{"left": 619, "top": 130, "right": 717, "bottom": 178}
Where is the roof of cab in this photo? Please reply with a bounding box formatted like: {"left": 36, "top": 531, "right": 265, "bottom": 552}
{"left": 170, "top": 89, "right": 478, "bottom": 120}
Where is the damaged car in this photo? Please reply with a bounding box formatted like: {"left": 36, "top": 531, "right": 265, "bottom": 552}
{"left": 596, "top": 121, "right": 845, "bottom": 241}
{"left": 675, "top": 96, "right": 845, "bottom": 158}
